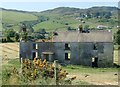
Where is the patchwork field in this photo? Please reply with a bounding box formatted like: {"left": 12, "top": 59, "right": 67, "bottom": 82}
{"left": 0, "top": 43, "right": 119, "bottom": 85}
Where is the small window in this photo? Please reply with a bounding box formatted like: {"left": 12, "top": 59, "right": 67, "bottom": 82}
{"left": 33, "top": 43, "right": 38, "bottom": 49}
{"left": 33, "top": 43, "right": 36, "bottom": 49}
{"left": 65, "top": 53, "right": 70, "bottom": 60}
{"left": 65, "top": 43, "right": 70, "bottom": 50}
{"left": 93, "top": 43, "right": 98, "bottom": 50}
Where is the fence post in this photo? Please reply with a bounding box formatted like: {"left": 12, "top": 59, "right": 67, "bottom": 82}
{"left": 20, "top": 57, "right": 23, "bottom": 73}
{"left": 54, "top": 60, "right": 58, "bottom": 85}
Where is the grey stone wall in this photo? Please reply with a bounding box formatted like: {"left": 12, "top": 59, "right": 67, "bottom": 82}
{"left": 20, "top": 41, "right": 33, "bottom": 60}
{"left": 20, "top": 42, "right": 113, "bottom": 67}
{"left": 97, "top": 42, "right": 113, "bottom": 67}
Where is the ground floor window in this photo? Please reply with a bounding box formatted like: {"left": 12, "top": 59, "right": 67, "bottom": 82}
{"left": 92, "top": 57, "right": 98, "bottom": 67}
{"left": 65, "top": 53, "right": 70, "bottom": 60}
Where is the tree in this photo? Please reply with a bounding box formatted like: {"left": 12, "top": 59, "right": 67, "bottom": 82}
{"left": 4, "top": 29, "right": 16, "bottom": 37}
{"left": 28, "top": 25, "right": 34, "bottom": 33}
{"left": 3, "top": 29, "right": 16, "bottom": 42}
{"left": 114, "top": 29, "right": 120, "bottom": 45}
{"left": 15, "top": 33, "right": 20, "bottom": 42}
{"left": 21, "top": 32, "right": 28, "bottom": 41}
{"left": 86, "top": 10, "right": 91, "bottom": 18}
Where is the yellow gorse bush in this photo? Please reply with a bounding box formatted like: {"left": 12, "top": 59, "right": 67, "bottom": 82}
{"left": 4, "top": 58, "right": 76, "bottom": 85}
{"left": 22, "top": 58, "right": 70, "bottom": 81}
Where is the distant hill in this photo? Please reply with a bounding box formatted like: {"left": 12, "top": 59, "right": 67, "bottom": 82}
{"left": 1, "top": 6, "right": 119, "bottom": 32}
{"left": 40, "top": 6, "right": 118, "bottom": 15}
{"left": 1, "top": 8, "right": 37, "bottom": 24}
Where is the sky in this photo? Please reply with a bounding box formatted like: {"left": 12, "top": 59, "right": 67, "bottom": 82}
{"left": 0, "top": 1, "right": 119, "bottom": 12}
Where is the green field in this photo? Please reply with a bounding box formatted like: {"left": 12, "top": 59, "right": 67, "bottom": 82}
{"left": 1, "top": 10, "right": 37, "bottom": 24}
{"left": 1, "top": 7, "right": 119, "bottom": 33}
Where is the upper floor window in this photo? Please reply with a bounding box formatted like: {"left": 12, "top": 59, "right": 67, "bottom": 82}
{"left": 93, "top": 43, "right": 98, "bottom": 50}
{"left": 33, "top": 43, "right": 38, "bottom": 49}
{"left": 65, "top": 43, "right": 70, "bottom": 50}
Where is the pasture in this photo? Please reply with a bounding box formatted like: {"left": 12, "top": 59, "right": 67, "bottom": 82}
{"left": 1, "top": 10, "right": 37, "bottom": 24}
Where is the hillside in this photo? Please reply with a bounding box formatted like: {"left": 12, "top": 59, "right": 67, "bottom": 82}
{"left": 1, "top": 6, "right": 119, "bottom": 32}
{"left": 33, "top": 6, "right": 119, "bottom": 32}
{"left": 1, "top": 8, "right": 38, "bottom": 31}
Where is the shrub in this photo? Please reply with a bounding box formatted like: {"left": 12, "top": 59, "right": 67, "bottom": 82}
{"left": 2, "top": 58, "right": 76, "bottom": 85}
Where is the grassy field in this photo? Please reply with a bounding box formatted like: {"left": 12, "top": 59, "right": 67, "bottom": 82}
{"left": 1, "top": 10, "right": 37, "bottom": 24}
{"left": 1, "top": 8, "right": 118, "bottom": 33}
{"left": 1, "top": 58, "right": 119, "bottom": 85}
{"left": 33, "top": 13, "right": 79, "bottom": 32}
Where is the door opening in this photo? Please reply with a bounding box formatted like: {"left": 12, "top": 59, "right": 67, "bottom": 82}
{"left": 92, "top": 57, "right": 98, "bottom": 67}
{"left": 32, "top": 52, "right": 36, "bottom": 60}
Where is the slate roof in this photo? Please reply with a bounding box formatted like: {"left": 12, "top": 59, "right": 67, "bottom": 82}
{"left": 53, "top": 30, "right": 113, "bottom": 42}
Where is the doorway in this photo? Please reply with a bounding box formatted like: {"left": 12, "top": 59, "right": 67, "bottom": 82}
{"left": 92, "top": 57, "right": 98, "bottom": 67}
{"left": 32, "top": 52, "right": 36, "bottom": 60}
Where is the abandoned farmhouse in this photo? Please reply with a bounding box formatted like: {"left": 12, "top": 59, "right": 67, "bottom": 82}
{"left": 20, "top": 29, "right": 114, "bottom": 67}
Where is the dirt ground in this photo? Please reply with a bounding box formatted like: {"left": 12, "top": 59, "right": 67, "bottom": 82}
{"left": 0, "top": 43, "right": 19, "bottom": 64}
{"left": 67, "top": 71, "right": 118, "bottom": 85}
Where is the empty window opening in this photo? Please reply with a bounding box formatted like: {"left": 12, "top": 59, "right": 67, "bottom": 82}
{"left": 92, "top": 57, "right": 98, "bottom": 67}
{"left": 33, "top": 43, "right": 38, "bottom": 49}
{"left": 32, "top": 52, "right": 38, "bottom": 59}
{"left": 93, "top": 43, "right": 98, "bottom": 50}
{"left": 65, "top": 53, "right": 70, "bottom": 60}
{"left": 65, "top": 43, "right": 70, "bottom": 50}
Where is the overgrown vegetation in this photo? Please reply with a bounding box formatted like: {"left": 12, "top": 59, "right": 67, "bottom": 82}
{"left": 2, "top": 58, "right": 76, "bottom": 85}
{"left": 2, "top": 58, "right": 119, "bottom": 85}
{"left": 114, "top": 29, "right": 120, "bottom": 46}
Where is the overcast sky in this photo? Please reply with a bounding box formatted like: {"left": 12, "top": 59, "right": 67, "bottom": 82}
{"left": 1, "top": 1, "right": 119, "bottom": 12}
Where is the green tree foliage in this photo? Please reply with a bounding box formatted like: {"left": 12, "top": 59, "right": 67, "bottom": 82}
{"left": 15, "top": 33, "right": 20, "bottom": 42}
{"left": 4, "top": 29, "right": 16, "bottom": 37}
{"left": 21, "top": 32, "right": 28, "bottom": 41}
{"left": 114, "top": 29, "right": 120, "bottom": 45}
{"left": 3, "top": 29, "right": 16, "bottom": 42}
